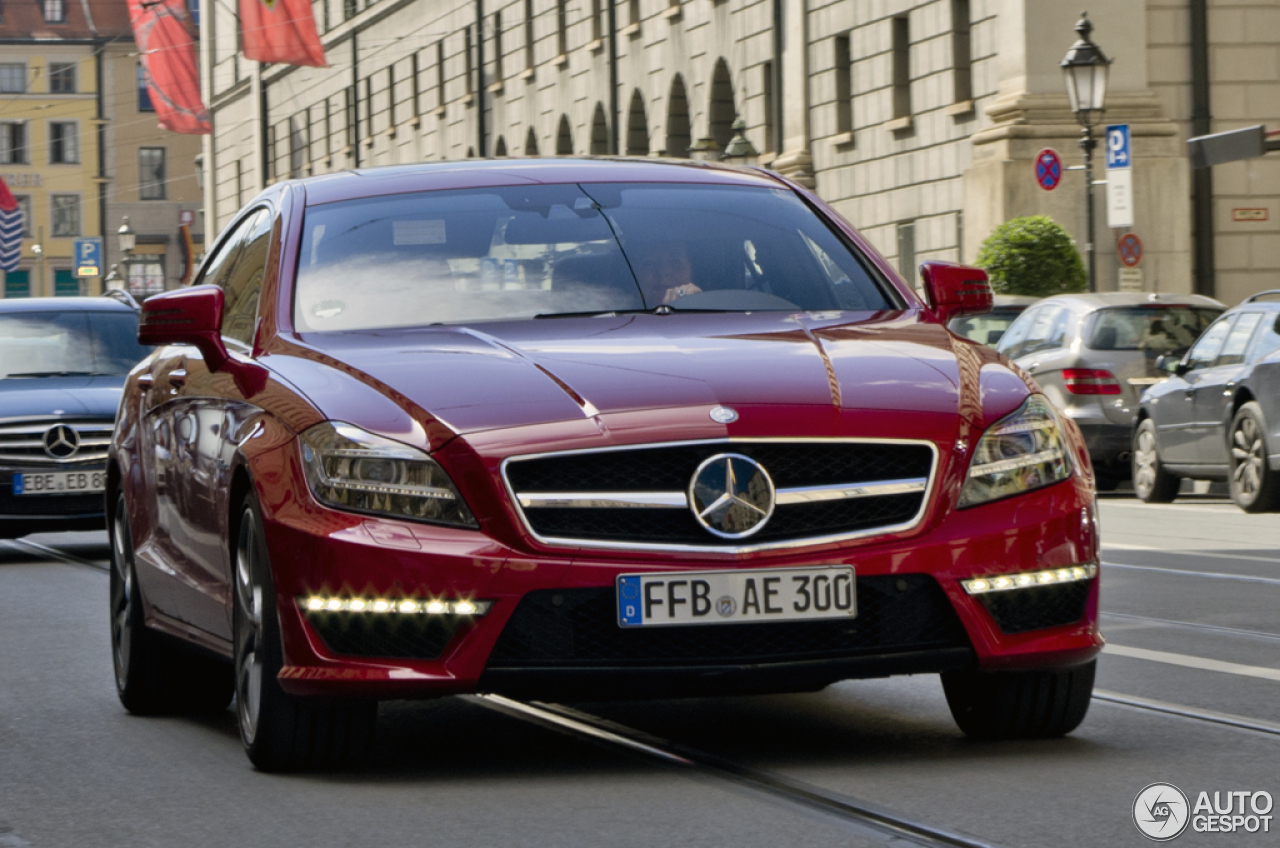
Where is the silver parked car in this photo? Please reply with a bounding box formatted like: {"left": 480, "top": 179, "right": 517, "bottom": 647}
{"left": 996, "top": 292, "right": 1224, "bottom": 489}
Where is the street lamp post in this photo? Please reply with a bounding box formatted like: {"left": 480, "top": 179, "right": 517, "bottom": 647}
{"left": 1060, "top": 11, "right": 1111, "bottom": 293}
{"left": 117, "top": 216, "right": 136, "bottom": 295}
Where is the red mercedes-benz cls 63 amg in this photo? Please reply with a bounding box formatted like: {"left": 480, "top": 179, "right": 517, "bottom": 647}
{"left": 108, "top": 159, "right": 1101, "bottom": 771}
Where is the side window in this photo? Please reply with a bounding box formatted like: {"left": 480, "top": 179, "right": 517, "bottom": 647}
{"left": 220, "top": 208, "right": 273, "bottom": 346}
{"left": 1019, "top": 306, "right": 1069, "bottom": 356}
{"left": 1217, "top": 312, "right": 1264, "bottom": 367}
{"left": 1248, "top": 313, "right": 1280, "bottom": 363}
{"left": 996, "top": 307, "right": 1038, "bottom": 358}
{"left": 194, "top": 215, "right": 254, "bottom": 290}
{"left": 1185, "top": 317, "right": 1234, "bottom": 371}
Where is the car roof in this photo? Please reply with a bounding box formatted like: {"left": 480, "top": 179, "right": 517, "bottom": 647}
{"left": 0, "top": 296, "right": 136, "bottom": 314}
{"left": 1235, "top": 290, "right": 1280, "bottom": 310}
{"left": 297, "top": 157, "right": 789, "bottom": 206}
{"left": 1032, "top": 292, "right": 1226, "bottom": 311}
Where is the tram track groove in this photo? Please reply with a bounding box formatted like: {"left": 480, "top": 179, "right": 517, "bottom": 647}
{"left": 468, "top": 694, "right": 1003, "bottom": 848}
{"left": 1093, "top": 690, "right": 1280, "bottom": 739}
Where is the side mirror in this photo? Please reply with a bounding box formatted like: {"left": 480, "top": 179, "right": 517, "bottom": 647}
{"left": 1154, "top": 353, "right": 1189, "bottom": 377}
{"left": 919, "top": 261, "right": 994, "bottom": 326}
{"left": 138, "top": 285, "right": 230, "bottom": 371}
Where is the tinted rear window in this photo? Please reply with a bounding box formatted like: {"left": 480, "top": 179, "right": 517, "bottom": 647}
{"left": 1085, "top": 306, "right": 1221, "bottom": 352}
{"left": 294, "top": 183, "right": 897, "bottom": 331}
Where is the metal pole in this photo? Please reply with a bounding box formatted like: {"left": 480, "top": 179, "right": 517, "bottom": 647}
{"left": 1081, "top": 125, "right": 1097, "bottom": 293}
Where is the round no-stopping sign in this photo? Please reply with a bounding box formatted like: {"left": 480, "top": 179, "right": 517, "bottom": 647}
{"left": 1035, "top": 149, "right": 1063, "bottom": 190}
{"left": 1118, "top": 233, "right": 1143, "bottom": 267}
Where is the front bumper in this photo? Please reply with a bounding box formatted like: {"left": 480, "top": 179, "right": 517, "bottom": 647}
{"left": 260, "top": 449, "right": 1102, "bottom": 699}
{"left": 0, "top": 467, "right": 108, "bottom": 537}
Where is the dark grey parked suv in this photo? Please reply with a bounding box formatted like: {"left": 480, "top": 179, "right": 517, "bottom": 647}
{"left": 1134, "top": 291, "right": 1280, "bottom": 511}
{"left": 0, "top": 296, "right": 150, "bottom": 538}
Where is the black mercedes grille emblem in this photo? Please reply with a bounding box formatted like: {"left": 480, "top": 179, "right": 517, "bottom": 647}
{"left": 688, "top": 453, "right": 776, "bottom": 539}
{"left": 43, "top": 424, "right": 80, "bottom": 459}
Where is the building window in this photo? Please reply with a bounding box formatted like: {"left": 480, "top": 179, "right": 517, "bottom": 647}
{"left": 628, "top": 0, "right": 639, "bottom": 26}
{"left": 13, "top": 195, "right": 32, "bottom": 236}
{"left": 0, "top": 63, "right": 26, "bottom": 93}
{"left": 54, "top": 269, "right": 79, "bottom": 297}
{"left": 42, "top": 0, "right": 65, "bottom": 23}
{"left": 524, "top": 0, "right": 534, "bottom": 71}
{"left": 49, "top": 121, "right": 78, "bottom": 164}
{"left": 952, "top": 0, "right": 972, "bottom": 104}
{"left": 127, "top": 254, "right": 166, "bottom": 298}
{"left": 411, "top": 52, "right": 421, "bottom": 116}
{"left": 436, "top": 41, "right": 445, "bottom": 110}
{"left": 0, "top": 121, "right": 26, "bottom": 164}
{"left": 344, "top": 86, "right": 356, "bottom": 150}
{"left": 48, "top": 62, "right": 75, "bottom": 93}
{"left": 556, "top": 0, "right": 567, "bottom": 57}
{"left": 50, "top": 194, "right": 80, "bottom": 237}
{"left": 762, "top": 62, "right": 774, "bottom": 153}
{"left": 3, "top": 271, "right": 31, "bottom": 299}
{"left": 892, "top": 16, "right": 912, "bottom": 120}
{"left": 464, "top": 27, "right": 474, "bottom": 96}
{"left": 187, "top": 0, "right": 200, "bottom": 26}
{"left": 343, "top": 0, "right": 356, "bottom": 20}
{"left": 492, "top": 11, "right": 503, "bottom": 83}
{"left": 385, "top": 66, "right": 396, "bottom": 128}
{"left": 363, "top": 76, "right": 373, "bottom": 138}
{"left": 139, "top": 147, "right": 166, "bottom": 199}
{"left": 324, "top": 96, "right": 333, "bottom": 159}
{"left": 834, "top": 34, "right": 852, "bottom": 135}
{"left": 591, "top": 0, "right": 602, "bottom": 41}
{"left": 897, "top": 220, "right": 916, "bottom": 281}
{"left": 289, "top": 114, "right": 304, "bottom": 178}
{"left": 137, "top": 64, "right": 154, "bottom": 112}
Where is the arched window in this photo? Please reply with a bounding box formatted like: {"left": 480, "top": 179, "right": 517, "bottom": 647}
{"left": 590, "top": 102, "right": 609, "bottom": 154}
{"left": 626, "top": 89, "right": 649, "bottom": 155}
{"left": 556, "top": 115, "right": 573, "bottom": 154}
{"left": 525, "top": 126, "right": 539, "bottom": 155}
{"left": 665, "top": 75, "right": 690, "bottom": 158}
{"left": 495, "top": 135, "right": 508, "bottom": 157}
{"left": 708, "top": 59, "right": 736, "bottom": 152}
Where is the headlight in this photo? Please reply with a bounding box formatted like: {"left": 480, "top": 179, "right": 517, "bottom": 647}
{"left": 300, "top": 422, "right": 478, "bottom": 527}
{"left": 958, "top": 395, "right": 1072, "bottom": 508}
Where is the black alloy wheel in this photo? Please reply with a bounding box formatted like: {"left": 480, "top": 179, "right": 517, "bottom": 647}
{"left": 233, "top": 492, "right": 377, "bottom": 771}
{"left": 110, "top": 491, "right": 233, "bottom": 714}
{"left": 1228, "top": 402, "right": 1280, "bottom": 513}
{"left": 942, "top": 660, "right": 1095, "bottom": 739}
{"left": 1132, "top": 419, "right": 1179, "bottom": 503}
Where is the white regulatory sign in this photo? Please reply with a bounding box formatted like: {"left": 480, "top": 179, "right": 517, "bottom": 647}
{"left": 1105, "top": 124, "right": 1135, "bottom": 229}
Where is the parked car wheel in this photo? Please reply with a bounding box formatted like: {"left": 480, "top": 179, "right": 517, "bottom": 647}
{"left": 942, "top": 660, "right": 1094, "bottom": 739}
{"left": 1132, "top": 419, "right": 1180, "bottom": 503}
{"left": 1228, "top": 403, "right": 1280, "bottom": 513}
{"left": 110, "top": 492, "right": 233, "bottom": 715}
{"left": 234, "top": 492, "right": 377, "bottom": 771}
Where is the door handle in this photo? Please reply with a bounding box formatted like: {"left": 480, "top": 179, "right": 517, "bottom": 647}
{"left": 137, "top": 374, "right": 154, "bottom": 389}
{"left": 168, "top": 369, "right": 187, "bottom": 388}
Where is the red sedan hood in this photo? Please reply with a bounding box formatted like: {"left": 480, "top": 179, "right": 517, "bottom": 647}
{"left": 283, "top": 312, "right": 972, "bottom": 437}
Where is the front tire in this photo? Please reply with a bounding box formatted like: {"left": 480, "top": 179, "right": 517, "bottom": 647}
{"left": 110, "top": 492, "right": 233, "bottom": 715}
{"left": 1132, "top": 419, "right": 1179, "bottom": 503}
{"left": 1228, "top": 402, "right": 1280, "bottom": 513}
{"left": 942, "top": 660, "right": 1095, "bottom": 739}
{"left": 233, "top": 492, "right": 376, "bottom": 771}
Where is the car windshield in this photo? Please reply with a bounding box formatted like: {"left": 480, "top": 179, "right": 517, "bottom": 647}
{"left": 0, "top": 311, "right": 151, "bottom": 379}
{"left": 293, "top": 183, "right": 897, "bottom": 331}
{"left": 1084, "top": 306, "right": 1222, "bottom": 353}
{"left": 949, "top": 309, "right": 1026, "bottom": 347}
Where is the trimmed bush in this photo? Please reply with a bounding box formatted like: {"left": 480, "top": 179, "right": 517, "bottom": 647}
{"left": 975, "top": 215, "right": 1087, "bottom": 297}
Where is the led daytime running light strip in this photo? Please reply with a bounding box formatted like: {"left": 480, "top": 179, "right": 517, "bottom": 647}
{"left": 318, "top": 478, "right": 458, "bottom": 499}
{"left": 962, "top": 563, "right": 1097, "bottom": 595}
{"left": 967, "top": 448, "right": 1064, "bottom": 478}
{"left": 301, "top": 597, "right": 492, "bottom": 615}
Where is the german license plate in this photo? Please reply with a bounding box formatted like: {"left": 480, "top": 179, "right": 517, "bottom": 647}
{"left": 617, "top": 566, "right": 856, "bottom": 628}
{"left": 12, "top": 470, "right": 106, "bottom": 496}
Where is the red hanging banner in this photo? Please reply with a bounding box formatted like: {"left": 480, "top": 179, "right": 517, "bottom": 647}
{"left": 128, "top": 0, "right": 210, "bottom": 135}
{"left": 239, "top": 0, "right": 327, "bottom": 68}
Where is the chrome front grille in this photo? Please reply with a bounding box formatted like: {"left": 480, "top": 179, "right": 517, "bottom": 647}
{"left": 502, "top": 439, "right": 937, "bottom": 552}
{"left": 0, "top": 418, "right": 114, "bottom": 466}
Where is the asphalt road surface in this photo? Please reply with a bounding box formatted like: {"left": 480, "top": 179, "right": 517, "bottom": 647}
{"left": 3, "top": 495, "right": 1279, "bottom": 848}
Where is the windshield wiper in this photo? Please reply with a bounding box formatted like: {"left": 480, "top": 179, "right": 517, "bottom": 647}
{"left": 534, "top": 309, "right": 651, "bottom": 319}
{"left": 4, "top": 370, "right": 112, "bottom": 378}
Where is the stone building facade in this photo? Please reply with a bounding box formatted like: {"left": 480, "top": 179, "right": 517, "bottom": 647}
{"left": 201, "top": 0, "right": 1279, "bottom": 306}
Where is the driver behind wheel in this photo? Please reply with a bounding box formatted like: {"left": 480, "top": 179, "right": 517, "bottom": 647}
{"left": 632, "top": 241, "right": 703, "bottom": 305}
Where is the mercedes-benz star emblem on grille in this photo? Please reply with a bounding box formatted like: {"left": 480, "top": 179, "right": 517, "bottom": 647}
{"left": 708, "top": 406, "right": 738, "bottom": 424}
{"left": 43, "top": 424, "right": 80, "bottom": 459}
{"left": 688, "top": 453, "right": 776, "bottom": 539}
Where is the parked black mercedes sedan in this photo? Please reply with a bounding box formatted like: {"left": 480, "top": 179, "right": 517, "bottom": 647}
{"left": 0, "top": 295, "right": 150, "bottom": 538}
{"left": 1133, "top": 291, "right": 1280, "bottom": 511}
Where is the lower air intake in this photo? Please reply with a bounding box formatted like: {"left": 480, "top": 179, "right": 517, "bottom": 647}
{"left": 977, "top": 580, "right": 1092, "bottom": 634}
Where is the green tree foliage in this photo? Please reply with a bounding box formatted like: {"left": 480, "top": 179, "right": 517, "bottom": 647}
{"left": 975, "top": 215, "right": 1087, "bottom": 297}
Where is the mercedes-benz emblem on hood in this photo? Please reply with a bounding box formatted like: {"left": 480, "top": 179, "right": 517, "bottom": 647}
{"left": 689, "top": 453, "right": 775, "bottom": 539}
{"left": 43, "top": 424, "right": 80, "bottom": 459}
{"left": 709, "top": 406, "right": 738, "bottom": 424}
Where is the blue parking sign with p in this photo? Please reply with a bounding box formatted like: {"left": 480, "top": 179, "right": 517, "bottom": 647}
{"left": 1105, "top": 125, "right": 1131, "bottom": 169}
{"left": 74, "top": 238, "right": 103, "bottom": 277}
